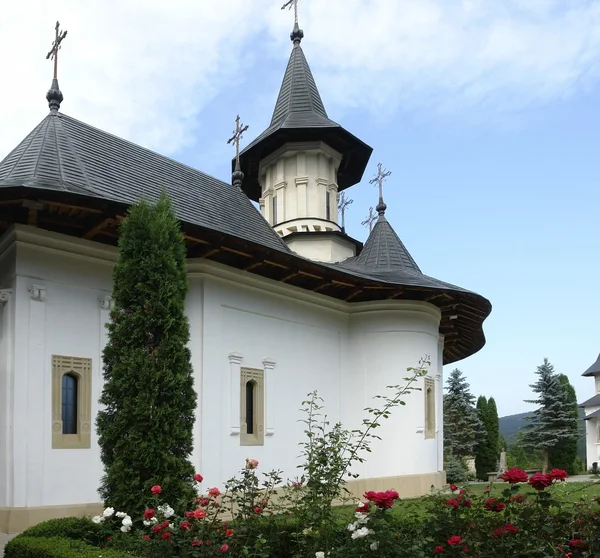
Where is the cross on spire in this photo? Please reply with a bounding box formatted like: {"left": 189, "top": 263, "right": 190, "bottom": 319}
{"left": 281, "top": 0, "right": 304, "bottom": 43}
{"left": 361, "top": 207, "right": 377, "bottom": 232}
{"left": 227, "top": 115, "right": 249, "bottom": 171}
{"left": 369, "top": 162, "right": 391, "bottom": 216}
{"left": 337, "top": 191, "right": 353, "bottom": 232}
{"left": 46, "top": 21, "right": 68, "bottom": 81}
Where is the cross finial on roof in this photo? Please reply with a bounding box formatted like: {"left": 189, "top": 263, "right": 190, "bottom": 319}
{"left": 361, "top": 207, "right": 377, "bottom": 232}
{"left": 369, "top": 162, "right": 391, "bottom": 216}
{"left": 281, "top": 0, "right": 304, "bottom": 44}
{"left": 227, "top": 115, "right": 249, "bottom": 188}
{"left": 337, "top": 191, "right": 353, "bottom": 232}
{"left": 45, "top": 21, "right": 68, "bottom": 113}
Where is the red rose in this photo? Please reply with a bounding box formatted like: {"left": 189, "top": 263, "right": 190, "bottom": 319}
{"left": 355, "top": 502, "right": 370, "bottom": 513}
{"left": 142, "top": 535, "right": 151, "bottom": 541}
{"left": 194, "top": 473, "right": 204, "bottom": 482}
{"left": 510, "top": 494, "right": 526, "bottom": 503}
{"left": 463, "top": 498, "right": 472, "bottom": 507}
{"left": 199, "top": 498, "right": 210, "bottom": 507}
{"left": 185, "top": 508, "right": 207, "bottom": 520}
{"left": 208, "top": 487, "right": 221, "bottom": 498}
{"left": 493, "top": 524, "right": 519, "bottom": 538}
{"left": 500, "top": 468, "right": 528, "bottom": 484}
{"left": 569, "top": 539, "right": 589, "bottom": 550}
{"left": 254, "top": 506, "right": 263, "bottom": 514}
{"left": 528, "top": 472, "right": 552, "bottom": 491}
{"left": 434, "top": 546, "right": 444, "bottom": 553}
{"left": 225, "top": 529, "right": 234, "bottom": 537}
{"left": 144, "top": 508, "right": 155, "bottom": 520}
{"left": 484, "top": 497, "right": 506, "bottom": 512}
{"left": 449, "top": 484, "right": 458, "bottom": 491}
{"left": 162, "top": 531, "right": 172, "bottom": 540}
{"left": 548, "top": 468, "right": 568, "bottom": 482}
{"left": 448, "top": 535, "right": 462, "bottom": 546}
{"left": 445, "top": 499, "right": 460, "bottom": 510}
{"left": 220, "top": 543, "right": 229, "bottom": 553}
{"left": 151, "top": 485, "right": 162, "bottom": 495}
{"left": 364, "top": 490, "right": 400, "bottom": 509}
{"left": 192, "top": 540, "right": 202, "bottom": 547}
{"left": 179, "top": 520, "right": 191, "bottom": 531}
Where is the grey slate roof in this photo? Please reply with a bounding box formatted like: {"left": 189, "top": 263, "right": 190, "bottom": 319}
{"left": 0, "top": 112, "right": 290, "bottom": 254}
{"left": 244, "top": 41, "right": 340, "bottom": 150}
{"left": 335, "top": 214, "right": 468, "bottom": 292}
{"left": 584, "top": 409, "right": 600, "bottom": 420}
{"left": 580, "top": 394, "right": 600, "bottom": 408}
{"left": 582, "top": 354, "right": 600, "bottom": 377}
{"left": 236, "top": 37, "right": 372, "bottom": 201}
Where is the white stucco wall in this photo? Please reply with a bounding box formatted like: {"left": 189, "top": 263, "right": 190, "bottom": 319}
{"left": 585, "top": 407, "right": 600, "bottom": 468}
{"left": 1, "top": 225, "right": 445, "bottom": 510}
{"left": 285, "top": 234, "right": 356, "bottom": 263}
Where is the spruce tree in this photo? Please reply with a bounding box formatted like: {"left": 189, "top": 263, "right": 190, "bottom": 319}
{"left": 443, "top": 369, "right": 484, "bottom": 460}
{"left": 487, "top": 397, "right": 500, "bottom": 466}
{"left": 96, "top": 193, "right": 196, "bottom": 517}
{"left": 522, "top": 358, "right": 578, "bottom": 473}
{"left": 548, "top": 374, "right": 579, "bottom": 474}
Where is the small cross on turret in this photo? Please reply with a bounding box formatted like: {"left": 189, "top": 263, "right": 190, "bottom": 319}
{"left": 361, "top": 207, "right": 377, "bottom": 232}
{"left": 338, "top": 191, "right": 353, "bottom": 232}
{"left": 369, "top": 163, "right": 391, "bottom": 216}
{"left": 46, "top": 21, "right": 68, "bottom": 81}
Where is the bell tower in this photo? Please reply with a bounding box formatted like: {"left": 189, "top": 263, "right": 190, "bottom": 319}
{"left": 235, "top": 10, "right": 372, "bottom": 262}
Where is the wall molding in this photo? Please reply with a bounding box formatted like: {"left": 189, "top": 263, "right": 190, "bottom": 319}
{"left": 100, "top": 295, "right": 114, "bottom": 311}
{"left": 262, "top": 358, "right": 276, "bottom": 436}
{"left": 228, "top": 352, "right": 244, "bottom": 435}
{"left": 0, "top": 289, "right": 12, "bottom": 304}
{"left": 27, "top": 285, "right": 46, "bottom": 302}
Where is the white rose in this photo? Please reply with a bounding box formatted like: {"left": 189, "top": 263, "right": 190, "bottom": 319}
{"left": 102, "top": 507, "right": 115, "bottom": 518}
{"left": 115, "top": 511, "right": 127, "bottom": 518}
{"left": 315, "top": 553, "right": 325, "bottom": 558}
{"left": 370, "top": 541, "right": 379, "bottom": 550}
{"left": 122, "top": 515, "right": 132, "bottom": 527}
{"left": 120, "top": 524, "right": 131, "bottom": 532}
{"left": 91, "top": 516, "right": 104, "bottom": 524}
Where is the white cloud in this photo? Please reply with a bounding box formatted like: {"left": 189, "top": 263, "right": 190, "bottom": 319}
{"left": 2, "top": 0, "right": 600, "bottom": 159}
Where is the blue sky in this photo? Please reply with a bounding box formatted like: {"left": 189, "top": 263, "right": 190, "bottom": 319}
{"left": 3, "top": 0, "right": 600, "bottom": 416}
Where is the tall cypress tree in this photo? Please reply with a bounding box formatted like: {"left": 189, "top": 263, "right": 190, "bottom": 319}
{"left": 522, "top": 359, "right": 578, "bottom": 473}
{"left": 444, "top": 369, "right": 484, "bottom": 460}
{"left": 97, "top": 193, "right": 196, "bottom": 517}
{"left": 548, "top": 374, "right": 579, "bottom": 474}
{"left": 475, "top": 396, "right": 500, "bottom": 479}
{"left": 475, "top": 396, "right": 491, "bottom": 479}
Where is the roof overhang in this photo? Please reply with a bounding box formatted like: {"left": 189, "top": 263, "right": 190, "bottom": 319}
{"left": 582, "top": 353, "right": 600, "bottom": 377}
{"left": 236, "top": 126, "right": 373, "bottom": 202}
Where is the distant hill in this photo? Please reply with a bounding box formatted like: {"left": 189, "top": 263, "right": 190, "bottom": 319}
{"left": 499, "top": 409, "right": 586, "bottom": 459}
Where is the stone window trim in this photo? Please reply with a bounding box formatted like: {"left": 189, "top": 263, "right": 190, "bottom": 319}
{"left": 52, "top": 355, "right": 92, "bottom": 449}
{"left": 0, "top": 289, "right": 12, "bottom": 304}
{"left": 424, "top": 376, "right": 436, "bottom": 439}
{"left": 240, "top": 367, "right": 265, "bottom": 446}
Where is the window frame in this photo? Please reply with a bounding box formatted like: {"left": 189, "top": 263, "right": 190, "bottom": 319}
{"left": 52, "top": 355, "right": 92, "bottom": 449}
{"left": 424, "top": 376, "right": 436, "bottom": 439}
{"left": 240, "top": 367, "right": 264, "bottom": 446}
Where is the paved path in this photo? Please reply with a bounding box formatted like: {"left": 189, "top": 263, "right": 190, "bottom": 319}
{"left": 0, "top": 533, "right": 16, "bottom": 556}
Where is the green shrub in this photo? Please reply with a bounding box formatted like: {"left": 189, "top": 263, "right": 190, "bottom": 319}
{"left": 445, "top": 453, "right": 468, "bottom": 484}
{"left": 3, "top": 536, "right": 137, "bottom": 558}
{"left": 18, "top": 517, "right": 106, "bottom": 545}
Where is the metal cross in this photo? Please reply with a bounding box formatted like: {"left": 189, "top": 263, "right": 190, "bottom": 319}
{"left": 46, "top": 21, "right": 68, "bottom": 80}
{"left": 227, "top": 115, "right": 249, "bottom": 169}
{"left": 337, "top": 191, "right": 353, "bottom": 231}
{"left": 281, "top": 0, "right": 300, "bottom": 25}
{"left": 369, "top": 162, "right": 392, "bottom": 202}
{"left": 361, "top": 207, "right": 377, "bottom": 232}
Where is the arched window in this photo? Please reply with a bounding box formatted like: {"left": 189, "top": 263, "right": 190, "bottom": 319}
{"left": 424, "top": 377, "right": 436, "bottom": 439}
{"left": 245, "top": 381, "right": 255, "bottom": 435}
{"left": 325, "top": 191, "right": 331, "bottom": 220}
{"left": 596, "top": 425, "right": 600, "bottom": 443}
{"left": 61, "top": 373, "right": 78, "bottom": 435}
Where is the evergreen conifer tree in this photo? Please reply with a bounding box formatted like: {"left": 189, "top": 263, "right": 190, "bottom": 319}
{"left": 96, "top": 193, "right": 196, "bottom": 517}
{"left": 522, "top": 358, "right": 578, "bottom": 473}
{"left": 443, "top": 369, "right": 484, "bottom": 460}
{"left": 474, "top": 396, "right": 500, "bottom": 479}
{"left": 548, "top": 374, "right": 579, "bottom": 474}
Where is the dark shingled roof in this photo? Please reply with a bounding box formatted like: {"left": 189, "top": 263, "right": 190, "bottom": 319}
{"left": 580, "top": 394, "right": 600, "bottom": 408}
{"left": 236, "top": 36, "right": 372, "bottom": 201}
{"left": 584, "top": 409, "right": 600, "bottom": 420}
{"left": 335, "top": 213, "right": 466, "bottom": 292}
{"left": 582, "top": 354, "right": 600, "bottom": 377}
{"left": 0, "top": 112, "right": 290, "bottom": 254}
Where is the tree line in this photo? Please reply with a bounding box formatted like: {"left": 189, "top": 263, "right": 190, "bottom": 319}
{"left": 443, "top": 359, "right": 581, "bottom": 482}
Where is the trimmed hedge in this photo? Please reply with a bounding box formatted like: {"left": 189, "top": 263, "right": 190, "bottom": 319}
{"left": 3, "top": 536, "right": 137, "bottom": 558}
{"left": 17, "top": 517, "right": 106, "bottom": 545}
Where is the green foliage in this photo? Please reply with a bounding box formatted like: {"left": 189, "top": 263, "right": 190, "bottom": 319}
{"left": 475, "top": 396, "right": 497, "bottom": 480}
{"left": 445, "top": 453, "right": 468, "bottom": 484}
{"left": 16, "top": 517, "right": 109, "bottom": 547}
{"left": 522, "top": 359, "right": 579, "bottom": 472}
{"left": 3, "top": 536, "right": 136, "bottom": 558}
{"left": 506, "top": 432, "right": 542, "bottom": 470}
{"left": 548, "top": 374, "right": 579, "bottom": 474}
{"left": 443, "top": 369, "right": 484, "bottom": 459}
{"left": 96, "top": 192, "right": 196, "bottom": 518}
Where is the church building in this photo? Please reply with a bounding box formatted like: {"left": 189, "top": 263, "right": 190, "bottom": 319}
{"left": 580, "top": 354, "right": 600, "bottom": 469}
{"left": 0, "top": 16, "right": 491, "bottom": 532}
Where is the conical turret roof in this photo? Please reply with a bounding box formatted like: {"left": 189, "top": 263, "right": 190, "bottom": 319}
{"left": 237, "top": 32, "right": 372, "bottom": 201}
